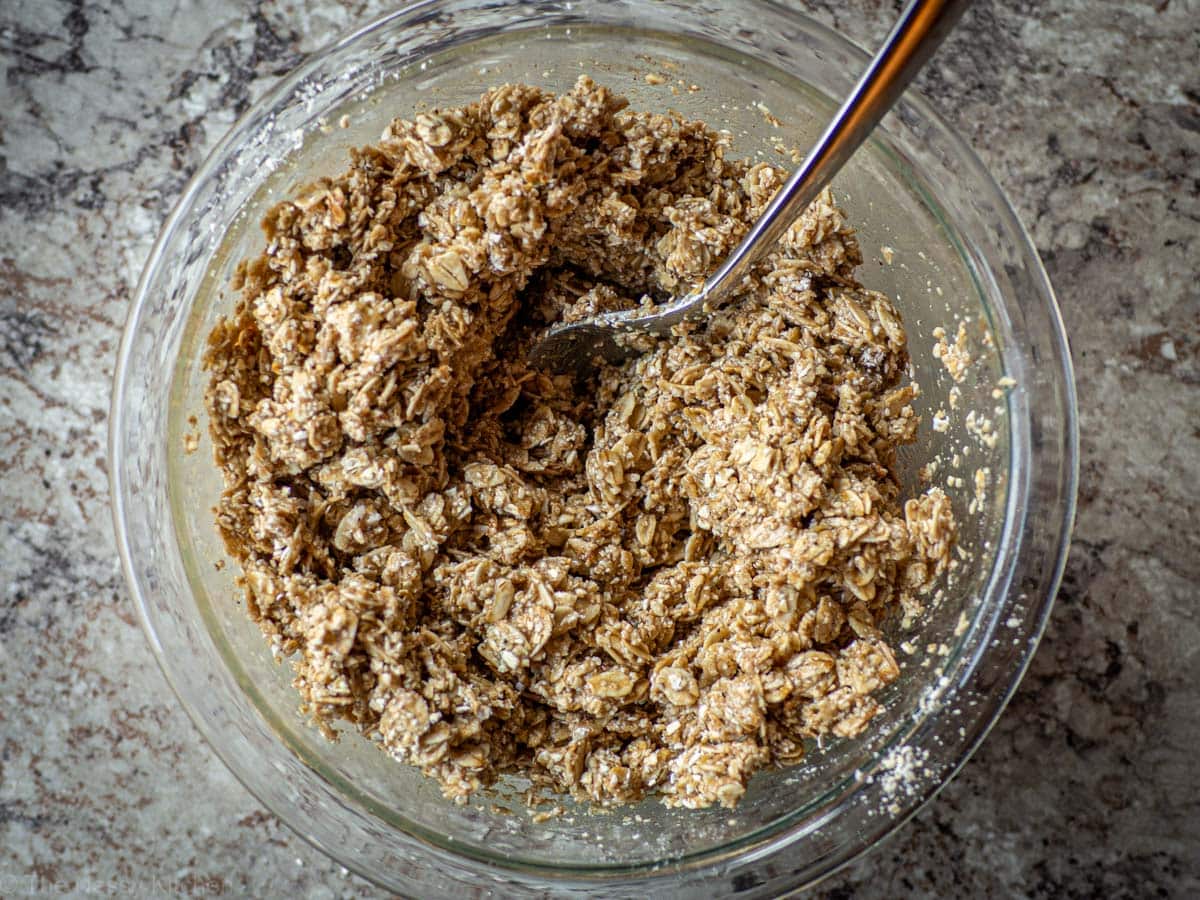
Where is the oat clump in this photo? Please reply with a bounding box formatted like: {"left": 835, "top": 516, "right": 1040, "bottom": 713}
{"left": 203, "top": 77, "right": 956, "bottom": 809}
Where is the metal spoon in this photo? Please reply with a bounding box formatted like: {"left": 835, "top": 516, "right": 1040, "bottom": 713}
{"left": 528, "top": 0, "right": 972, "bottom": 374}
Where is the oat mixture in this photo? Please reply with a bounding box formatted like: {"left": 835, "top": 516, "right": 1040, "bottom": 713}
{"left": 203, "top": 77, "right": 956, "bottom": 809}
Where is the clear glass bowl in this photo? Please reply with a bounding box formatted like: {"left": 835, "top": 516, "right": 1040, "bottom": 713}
{"left": 110, "top": 1, "right": 1078, "bottom": 895}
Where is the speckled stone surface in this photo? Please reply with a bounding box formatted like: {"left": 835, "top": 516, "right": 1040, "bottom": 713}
{"left": 2, "top": 0, "right": 1197, "bottom": 896}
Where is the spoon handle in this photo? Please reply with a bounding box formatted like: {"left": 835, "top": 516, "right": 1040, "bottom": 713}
{"left": 527, "top": 0, "right": 972, "bottom": 374}
{"left": 698, "top": 0, "right": 972, "bottom": 304}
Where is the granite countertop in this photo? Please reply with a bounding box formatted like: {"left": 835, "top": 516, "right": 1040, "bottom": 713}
{"left": 2, "top": 0, "right": 1198, "bottom": 896}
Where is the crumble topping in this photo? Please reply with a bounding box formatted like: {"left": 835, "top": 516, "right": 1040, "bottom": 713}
{"left": 203, "top": 76, "right": 956, "bottom": 809}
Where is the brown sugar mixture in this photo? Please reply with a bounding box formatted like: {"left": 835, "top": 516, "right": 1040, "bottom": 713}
{"left": 203, "top": 77, "right": 956, "bottom": 809}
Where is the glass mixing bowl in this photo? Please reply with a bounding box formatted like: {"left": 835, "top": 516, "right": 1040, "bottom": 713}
{"left": 110, "top": 1, "right": 1078, "bottom": 895}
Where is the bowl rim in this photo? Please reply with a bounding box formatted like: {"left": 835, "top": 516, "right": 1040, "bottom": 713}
{"left": 110, "top": 0, "right": 1079, "bottom": 892}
